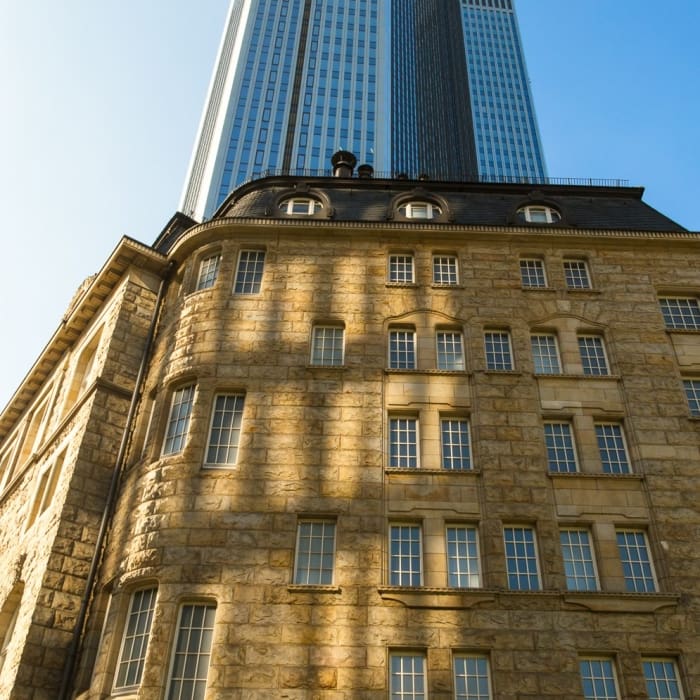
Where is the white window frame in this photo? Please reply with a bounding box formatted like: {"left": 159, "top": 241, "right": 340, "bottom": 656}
{"left": 446, "top": 525, "right": 481, "bottom": 588}
{"left": 594, "top": 423, "right": 631, "bottom": 475}
{"left": 518, "top": 205, "right": 561, "bottom": 224}
{"left": 389, "top": 524, "right": 423, "bottom": 586}
{"left": 453, "top": 653, "right": 492, "bottom": 700}
{"left": 519, "top": 258, "right": 547, "bottom": 288}
{"left": 162, "top": 385, "right": 195, "bottom": 456}
{"left": 642, "top": 658, "right": 685, "bottom": 700}
{"left": 543, "top": 422, "right": 578, "bottom": 473}
{"left": 484, "top": 331, "right": 514, "bottom": 371}
{"left": 388, "top": 254, "right": 415, "bottom": 284}
{"left": 389, "top": 328, "right": 417, "bottom": 369}
{"left": 293, "top": 520, "right": 337, "bottom": 585}
{"left": 560, "top": 529, "right": 599, "bottom": 591}
{"left": 234, "top": 249, "right": 266, "bottom": 294}
{"left": 399, "top": 201, "right": 441, "bottom": 219}
{"left": 682, "top": 378, "right": 700, "bottom": 416}
{"left": 564, "top": 259, "right": 592, "bottom": 289}
{"left": 436, "top": 331, "right": 465, "bottom": 371}
{"left": 389, "top": 416, "right": 419, "bottom": 469}
{"left": 578, "top": 335, "right": 610, "bottom": 376}
{"left": 503, "top": 525, "right": 541, "bottom": 591}
{"left": 440, "top": 418, "right": 472, "bottom": 470}
{"left": 195, "top": 253, "right": 221, "bottom": 291}
{"left": 659, "top": 297, "right": 700, "bottom": 330}
{"left": 389, "top": 651, "right": 427, "bottom": 699}
{"left": 579, "top": 657, "right": 621, "bottom": 700}
{"left": 204, "top": 393, "right": 245, "bottom": 468}
{"left": 432, "top": 254, "right": 459, "bottom": 285}
{"left": 310, "top": 325, "right": 345, "bottom": 366}
{"left": 616, "top": 529, "right": 657, "bottom": 593}
{"left": 279, "top": 197, "right": 323, "bottom": 215}
{"left": 531, "top": 334, "right": 561, "bottom": 374}
{"left": 25, "top": 449, "right": 67, "bottom": 530}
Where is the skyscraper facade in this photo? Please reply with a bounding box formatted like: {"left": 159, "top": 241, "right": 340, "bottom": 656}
{"left": 181, "top": 0, "right": 546, "bottom": 220}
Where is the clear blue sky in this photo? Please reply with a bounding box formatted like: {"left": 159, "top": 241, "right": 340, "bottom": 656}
{"left": 0, "top": 1, "right": 698, "bottom": 408}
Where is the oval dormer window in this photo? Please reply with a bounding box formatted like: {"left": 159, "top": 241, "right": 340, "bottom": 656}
{"left": 398, "top": 201, "right": 442, "bottom": 220}
{"left": 517, "top": 205, "right": 561, "bottom": 224}
{"left": 279, "top": 197, "right": 323, "bottom": 215}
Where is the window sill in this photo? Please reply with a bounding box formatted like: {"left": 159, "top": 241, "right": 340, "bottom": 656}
{"left": 482, "top": 370, "right": 521, "bottom": 376}
{"left": 548, "top": 471, "right": 643, "bottom": 481}
{"left": 385, "top": 467, "right": 479, "bottom": 475}
{"left": 431, "top": 283, "right": 464, "bottom": 290}
{"left": 385, "top": 368, "right": 470, "bottom": 375}
{"left": 664, "top": 328, "right": 700, "bottom": 334}
{"left": 378, "top": 586, "right": 496, "bottom": 609}
{"left": 534, "top": 372, "right": 620, "bottom": 380}
{"left": 386, "top": 282, "right": 419, "bottom": 288}
{"left": 521, "top": 286, "right": 555, "bottom": 292}
{"left": 562, "top": 591, "right": 679, "bottom": 613}
{"left": 287, "top": 584, "right": 342, "bottom": 594}
{"left": 566, "top": 287, "right": 600, "bottom": 294}
{"left": 306, "top": 364, "right": 347, "bottom": 370}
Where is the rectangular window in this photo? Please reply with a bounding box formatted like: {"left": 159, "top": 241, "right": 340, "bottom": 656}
{"left": 642, "top": 658, "right": 684, "bottom": 700}
{"left": 580, "top": 658, "right": 620, "bottom": 700}
{"left": 484, "top": 331, "right": 513, "bottom": 371}
{"left": 162, "top": 385, "right": 195, "bottom": 456}
{"left": 436, "top": 331, "right": 465, "bottom": 370}
{"left": 294, "top": 520, "right": 336, "bottom": 585}
{"left": 578, "top": 336, "right": 609, "bottom": 375}
{"left": 453, "top": 654, "right": 492, "bottom": 700}
{"left": 616, "top": 530, "right": 657, "bottom": 592}
{"left": 446, "top": 526, "right": 480, "bottom": 588}
{"left": 441, "top": 419, "right": 472, "bottom": 470}
{"left": 114, "top": 588, "right": 157, "bottom": 691}
{"left": 519, "top": 259, "right": 547, "bottom": 288}
{"left": 390, "top": 524, "right": 422, "bottom": 586}
{"left": 659, "top": 297, "right": 700, "bottom": 330}
{"left": 389, "top": 417, "right": 418, "bottom": 468}
{"left": 595, "top": 423, "right": 631, "bottom": 474}
{"left": 682, "top": 379, "right": 700, "bottom": 416}
{"left": 389, "top": 254, "right": 415, "bottom": 284}
{"left": 503, "top": 526, "right": 540, "bottom": 590}
{"left": 389, "top": 329, "right": 417, "bottom": 369}
{"left": 560, "top": 529, "right": 598, "bottom": 591}
{"left": 205, "top": 394, "right": 245, "bottom": 466}
{"left": 25, "top": 450, "right": 66, "bottom": 530}
{"left": 389, "top": 652, "right": 426, "bottom": 699}
{"left": 564, "top": 260, "right": 591, "bottom": 289}
{"left": 234, "top": 250, "right": 265, "bottom": 294}
{"left": 195, "top": 254, "right": 221, "bottom": 291}
{"left": 166, "top": 603, "right": 216, "bottom": 700}
{"left": 544, "top": 422, "right": 578, "bottom": 473}
{"left": 311, "top": 326, "right": 344, "bottom": 366}
{"left": 433, "top": 255, "right": 458, "bottom": 285}
{"left": 531, "top": 334, "right": 561, "bottom": 374}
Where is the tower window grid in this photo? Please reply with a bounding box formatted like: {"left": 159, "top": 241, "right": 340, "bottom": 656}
{"left": 531, "top": 334, "right": 561, "bottom": 374}
{"left": 503, "top": 526, "right": 540, "bottom": 590}
{"left": 446, "top": 526, "right": 481, "bottom": 588}
{"left": 205, "top": 394, "right": 245, "bottom": 467}
{"left": 389, "top": 329, "right": 417, "bottom": 369}
{"left": 293, "top": 520, "right": 336, "bottom": 585}
{"left": 595, "top": 423, "right": 631, "bottom": 474}
{"left": 564, "top": 260, "right": 591, "bottom": 289}
{"left": 388, "top": 254, "right": 415, "bottom": 284}
{"left": 162, "top": 385, "right": 195, "bottom": 456}
{"left": 436, "top": 331, "right": 465, "bottom": 371}
{"left": 484, "top": 331, "right": 513, "bottom": 370}
{"left": 659, "top": 297, "right": 700, "bottom": 330}
{"left": 441, "top": 418, "right": 472, "bottom": 470}
{"left": 682, "top": 379, "right": 700, "bottom": 416}
{"left": 519, "top": 259, "right": 547, "bottom": 288}
{"left": 234, "top": 250, "right": 266, "bottom": 294}
{"left": 433, "top": 255, "right": 459, "bottom": 285}
{"left": 578, "top": 336, "right": 609, "bottom": 376}
{"left": 543, "top": 422, "right": 578, "bottom": 473}
{"left": 311, "top": 326, "right": 345, "bottom": 366}
{"left": 560, "top": 529, "right": 599, "bottom": 591}
{"left": 579, "top": 658, "right": 620, "bottom": 700}
{"left": 453, "top": 654, "right": 492, "bottom": 700}
{"left": 389, "top": 524, "right": 422, "bottom": 586}
{"left": 195, "top": 254, "right": 221, "bottom": 291}
{"left": 642, "top": 658, "right": 684, "bottom": 700}
{"left": 389, "top": 652, "right": 426, "bottom": 700}
{"left": 389, "top": 417, "right": 419, "bottom": 468}
{"left": 616, "top": 530, "right": 657, "bottom": 593}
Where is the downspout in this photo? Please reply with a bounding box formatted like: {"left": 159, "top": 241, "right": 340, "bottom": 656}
{"left": 57, "top": 260, "right": 175, "bottom": 700}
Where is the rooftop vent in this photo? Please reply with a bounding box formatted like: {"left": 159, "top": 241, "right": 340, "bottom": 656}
{"left": 331, "top": 150, "right": 357, "bottom": 178}
{"left": 357, "top": 164, "right": 374, "bottom": 179}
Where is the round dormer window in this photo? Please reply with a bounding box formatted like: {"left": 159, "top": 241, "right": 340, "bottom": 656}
{"left": 279, "top": 197, "right": 323, "bottom": 215}
{"left": 398, "top": 201, "right": 442, "bottom": 220}
{"left": 517, "top": 205, "right": 561, "bottom": 224}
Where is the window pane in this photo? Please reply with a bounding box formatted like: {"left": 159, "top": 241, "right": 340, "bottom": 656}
{"left": 531, "top": 335, "right": 561, "bottom": 374}
{"left": 642, "top": 659, "right": 683, "bottom": 700}
{"left": 595, "top": 424, "right": 630, "bottom": 474}
{"left": 115, "top": 589, "right": 157, "bottom": 689}
{"left": 294, "top": 521, "right": 336, "bottom": 585}
{"left": 544, "top": 423, "right": 577, "bottom": 473}
{"left": 389, "top": 255, "right": 414, "bottom": 283}
{"left": 311, "top": 326, "right": 344, "bottom": 366}
{"left": 163, "top": 386, "right": 195, "bottom": 455}
{"left": 441, "top": 419, "right": 471, "bottom": 470}
{"left": 446, "top": 527, "right": 480, "bottom": 588}
{"left": 390, "top": 653, "right": 426, "bottom": 700}
{"left": 390, "top": 525, "right": 422, "bottom": 586}
{"left": 578, "top": 336, "right": 609, "bottom": 375}
{"left": 520, "top": 259, "right": 546, "bottom": 287}
{"left": 560, "top": 530, "right": 598, "bottom": 591}
{"left": 659, "top": 298, "right": 700, "bottom": 330}
{"left": 433, "top": 256, "right": 458, "bottom": 285}
{"left": 454, "top": 655, "right": 491, "bottom": 700}
{"left": 205, "top": 394, "right": 245, "bottom": 466}
{"left": 682, "top": 379, "right": 700, "bottom": 416}
{"left": 167, "top": 604, "right": 216, "bottom": 700}
{"left": 616, "top": 530, "right": 656, "bottom": 592}
{"left": 234, "top": 250, "right": 265, "bottom": 294}
{"left": 580, "top": 658, "right": 619, "bottom": 700}
{"left": 437, "top": 332, "right": 465, "bottom": 370}
{"left": 503, "top": 526, "right": 540, "bottom": 590}
{"left": 564, "top": 260, "right": 591, "bottom": 289}
{"left": 390, "top": 418, "right": 418, "bottom": 468}
{"left": 484, "top": 332, "right": 513, "bottom": 371}
{"left": 389, "top": 330, "right": 416, "bottom": 369}
{"left": 195, "top": 254, "right": 221, "bottom": 291}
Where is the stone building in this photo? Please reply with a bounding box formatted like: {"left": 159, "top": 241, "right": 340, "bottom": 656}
{"left": 0, "top": 160, "right": 699, "bottom": 699}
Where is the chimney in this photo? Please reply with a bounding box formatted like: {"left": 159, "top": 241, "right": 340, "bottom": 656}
{"left": 331, "top": 150, "right": 357, "bottom": 177}
{"left": 357, "top": 164, "right": 374, "bottom": 179}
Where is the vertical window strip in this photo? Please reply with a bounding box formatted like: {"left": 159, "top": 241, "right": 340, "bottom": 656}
{"left": 544, "top": 423, "right": 578, "bottom": 473}
{"left": 195, "top": 254, "right": 221, "bottom": 291}
{"left": 595, "top": 424, "right": 630, "bottom": 474}
{"left": 163, "top": 386, "right": 195, "bottom": 456}
{"left": 642, "top": 658, "right": 684, "bottom": 700}
{"left": 114, "top": 588, "right": 157, "bottom": 690}
{"left": 531, "top": 334, "right": 561, "bottom": 374}
{"left": 389, "top": 652, "right": 426, "bottom": 700}
{"left": 564, "top": 260, "right": 591, "bottom": 289}
{"left": 580, "top": 658, "right": 620, "bottom": 700}
{"left": 441, "top": 419, "right": 472, "bottom": 470}
{"left": 453, "top": 654, "right": 492, "bottom": 700}
{"left": 234, "top": 250, "right": 265, "bottom": 294}
{"left": 503, "top": 526, "right": 540, "bottom": 590}
{"left": 389, "top": 255, "right": 415, "bottom": 284}
{"left": 167, "top": 604, "right": 216, "bottom": 700}
{"left": 578, "top": 336, "right": 609, "bottom": 376}
{"left": 560, "top": 530, "right": 598, "bottom": 591}
{"left": 433, "top": 255, "right": 458, "bottom": 285}
{"left": 390, "top": 525, "right": 422, "bottom": 586}
{"left": 311, "top": 326, "right": 344, "bottom": 366}
{"left": 446, "top": 526, "right": 480, "bottom": 588}
{"left": 389, "top": 418, "right": 418, "bottom": 468}
{"left": 616, "top": 530, "right": 657, "bottom": 592}
{"left": 484, "top": 331, "right": 513, "bottom": 371}
{"left": 205, "top": 394, "right": 245, "bottom": 466}
{"left": 436, "top": 331, "right": 465, "bottom": 370}
{"left": 389, "top": 330, "right": 417, "bottom": 369}
{"left": 294, "top": 520, "right": 336, "bottom": 585}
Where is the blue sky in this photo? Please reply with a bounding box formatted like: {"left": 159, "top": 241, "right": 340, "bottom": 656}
{"left": 0, "top": 1, "right": 698, "bottom": 407}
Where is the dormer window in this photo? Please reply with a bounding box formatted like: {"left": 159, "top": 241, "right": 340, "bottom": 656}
{"left": 398, "top": 201, "right": 442, "bottom": 220}
{"left": 517, "top": 205, "right": 561, "bottom": 224}
{"left": 279, "top": 197, "right": 323, "bottom": 215}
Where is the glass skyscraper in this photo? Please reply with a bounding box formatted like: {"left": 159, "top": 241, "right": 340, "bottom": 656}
{"left": 181, "top": 0, "right": 546, "bottom": 220}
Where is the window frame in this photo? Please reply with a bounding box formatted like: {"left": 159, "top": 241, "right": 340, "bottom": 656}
{"left": 446, "top": 525, "right": 481, "bottom": 588}
{"left": 503, "top": 525, "right": 541, "bottom": 591}
{"left": 194, "top": 253, "right": 221, "bottom": 291}
{"left": 389, "top": 328, "right": 417, "bottom": 370}
{"left": 388, "top": 254, "right": 416, "bottom": 284}
{"left": 432, "top": 254, "right": 459, "bottom": 285}
{"left": 436, "top": 330, "right": 465, "bottom": 371}
{"left": 517, "top": 205, "right": 561, "bottom": 224}
{"left": 484, "top": 331, "right": 514, "bottom": 371}
{"left": 310, "top": 325, "right": 345, "bottom": 367}
{"left": 398, "top": 200, "right": 442, "bottom": 219}
{"left": 233, "top": 249, "right": 266, "bottom": 295}
{"left": 682, "top": 378, "right": 700, "bottom": 417}
{"left": 389, "top": 651, "right": 427, "bottom": 699}
{"left": 25, "top": 449, "right": 67, "bottom": 530}
{"left": 389, "top": 416, "right": 419, "bottom": 469}
{"left": 389, "top": 523, "right": 423, "bottom": 586}
{"left": 161, "top": 385, "right": 195, "bottom": 456}
{"left": 519, "top": 258, "right": 547, "bottom": 288}
{"left": 594, "top": 423, "right": 631, "bottom": 475}
{"left": 579, "top": 657, "right": 621, "bottom": 700}
{"left": 659, "top": 297, "right": 700, "bottom": 330}
{"left": 616, "top": 529, "right": 657, "bottom": 593}
{"left": 578, "top": 335, "right": 610, "bottom": 376}
{"left": 440, "top": 418, "right": 472, "bottom": 471}
{"left": 642, "top": 658, "right": 685, "bottom": 700}
{"left": 543, "top": 422, "right": 579, "bottom": 474}
{"left": 560, "top": 528, "right": 599, "bottom": 591}
{"left": 453, "top": 653, "right": 492, "bottom": 700}
{"left": 564, "top": 259, "right": 592, "bottom": 290}
{"left": 293, "top": 519, "right": 337, "bottom": 586}
{"left": 531, "top": 334, "right": 562, "bottom": 374}
{"left": 278, "top": 196, "right": 323, "bottom": 215}
{"left": 204, "top": 393, "right": 245, "bottom": 468}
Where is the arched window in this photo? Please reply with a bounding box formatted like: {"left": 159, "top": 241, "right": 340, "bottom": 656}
{"left": 279, "top": 197, "right": 323, "bottom": 215}
{"left": 517, "top": 205, "right": 561, "bottom": 224}
{"left": 398, "top": 201, "right": 442, "bottom": 220}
